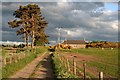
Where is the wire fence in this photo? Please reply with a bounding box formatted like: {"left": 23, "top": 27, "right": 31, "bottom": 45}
{"left": 1, "top": 52, "right": 29, "bottom": 67}
{"left": 55, "top": 53, "right": 105, "bottom": 80}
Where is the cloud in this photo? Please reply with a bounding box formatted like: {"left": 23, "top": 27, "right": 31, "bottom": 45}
{"left": 2, "top": 2, "right": 118, "bottom": 43}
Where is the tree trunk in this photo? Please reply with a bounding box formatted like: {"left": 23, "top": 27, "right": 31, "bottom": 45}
{"left": 31, "top": 31, "right": 35, "bottom": 48}
{"left": 27, "top": 35, "right": 29, "bottom": 47}
{"left": 26, "top": 21, "right": 29, "bottom": 48}
{"left": 26, "top": 33, "right": 28, "bottom": 47}
{"left": 31, "top": 14, "right": 35, "bottom": 49}
{"left": 24, "top": 33, "right": 27, "bottom": 47}
{"left": 24, "top": 33, "right": 29, "bottom": 47}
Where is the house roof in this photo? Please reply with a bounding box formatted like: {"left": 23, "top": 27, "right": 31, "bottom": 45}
{"left": 62, "top": 40, "right": 85, "bottom": 44}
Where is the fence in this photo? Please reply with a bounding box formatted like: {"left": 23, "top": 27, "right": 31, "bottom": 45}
{"left": 1, "top": 52, "right": 29, "bottom": 67}
{"left": 55, "top": 53, "right": 104, "bottom": 80}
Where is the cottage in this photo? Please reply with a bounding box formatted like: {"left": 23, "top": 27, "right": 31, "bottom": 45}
{"left": 62, "top": 40, "right": 86, "bottom": 48}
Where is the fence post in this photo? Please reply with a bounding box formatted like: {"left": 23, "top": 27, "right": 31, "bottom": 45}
{"left": 9, "top": 57, "right": 12, "bottom": 64}
{"left": 3, "top": 57, "right": 6, "bottom": 65}
{"left": 60, "top": 54, "right": 62, "bottom": 62}
{"left": 18, "top": 55, "right": 20, "bottom": 60}
{"left": 23, "top": 54, "right": 25, "bottom": 58}
{"left": 73, "top": 57, "right": 74, "bottom": 74}
{"left": 15, "top": 56, "right": 18, "bottom": 63}
{"left": 74, "top": 61, "right": 77, "bottom": 75}
{"left": 72, "top": 56, "right": 77, "bottom": 75}
{"left": 59, "top": 54, "right": 61, "bottom": 61}
{"left": 22, "top": 54, "right": 24, "bottom": 59}
{"left": 83, "top": 62, "right": 86, "bottom": 80}
{"left": 67, "top": 59, "right": 70, "bottom": 72}
{"left": 99, "top": 72, "right": 103, "bottom": 80}
{"left": 62, "top": 56, "right": 64, "bottom": 62}
{"left": 64, "top": 57, "right": 67, "bottom": 68}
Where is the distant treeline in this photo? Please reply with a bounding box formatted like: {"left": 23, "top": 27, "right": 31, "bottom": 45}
{"left": 1, "top": 44, "right": 25, "bottom": 48}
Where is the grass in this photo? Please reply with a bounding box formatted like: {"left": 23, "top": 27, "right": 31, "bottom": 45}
{"left": 1, "top": 48, "right": 6, "bottom": 57}
{"left": 2, "top": 51, "right": 34, "bottom": 78}
{"left": 52, "top": 53, "right": 79, "bottom": 78}
{"left": 76, "top": 66, "right": 96, "bottom": 78}
{"left": 60, "top": 48, "right": 118, "bottom": 78}
{"left": 87, "top": 61, "right": 118, "bottom": 77}
{"left": 2, "top": 46, "right": 47, "bottom": 78}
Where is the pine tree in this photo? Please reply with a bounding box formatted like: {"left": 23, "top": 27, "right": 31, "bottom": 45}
{"left": 8, "top": 4, "right": 48, "bottom": 48}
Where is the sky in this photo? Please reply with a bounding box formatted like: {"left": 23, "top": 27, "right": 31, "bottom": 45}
{"left": 1, "top": 1, "right": 119, "bottom": 45}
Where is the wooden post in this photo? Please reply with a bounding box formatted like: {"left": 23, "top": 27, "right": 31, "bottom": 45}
{"left": 67, "top": 59, "right": 70, "bottom": 72}
{"left": 74, "top": 61, "right": 77, "bottom": 75}
{"left": 73, "top": 57, "right": 74, "bottom": 74}
{"left": 15, "top": 56, "right": 18, "bottom": 63}
{"left": 99, "top": 72, "right": 103, "bottom": 80}
{"left": 24, "top": 54, "right": 26, "bottom": 58}
{"left": 20, "top": 55, "right": 22, "bottom": 59}
{"left": 9, "top": 57, "right": 12, "bottom": 64}
{"left": 21, "top": 54, "right": 24, "bottom": 59}
{"left": 61, "top": 55, "right": 63, "bottom": 63}
{"left": 62, "top": 56, "right": 64, "bottom": 61}
{"left": 3, "top": 58, "right": 6, "bottom": 65}
{"left": 59, "top": 54, "right": 62, "bottom": 62}
{"left": 19, "top": 55, "right": 21, "bottom": 60}
{"left": 18, "top": 55, "right": 20, "bottom": 60}
{"left": 83, "top": 62, "right": 86, "bottom": 80}
{"left": 64, "top": 57, "right": 67, "bottom": 68}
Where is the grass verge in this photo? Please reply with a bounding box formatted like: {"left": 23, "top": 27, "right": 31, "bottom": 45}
{"left": 2, "top": 46, "right": 47, "bottom": 78}
{"left": 52, "top": 53, "right": 79, "bottom": 78}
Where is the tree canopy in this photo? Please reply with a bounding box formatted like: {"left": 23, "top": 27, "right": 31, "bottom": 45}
{"left": 8, "top": 4, "right": 49, "bottom": 48}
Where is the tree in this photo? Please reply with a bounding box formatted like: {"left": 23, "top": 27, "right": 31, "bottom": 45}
{"left": 26, "top": 4, "right": 48, "bottom": 48}
{"left": 8, "top": 4, "right": 48, "bottom": 48}
{"left": 16, "top": 28, "right": 30, "bottom": 47}
{"left": 34, "top": 33, "right": 49, "bottom": 46}
{"left": 8, "top": 5, "right": 31, "bottom": 47}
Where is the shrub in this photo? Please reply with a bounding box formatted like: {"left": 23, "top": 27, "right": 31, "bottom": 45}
{"left": 18, "top": 44, "right": 25, "bottom": 48}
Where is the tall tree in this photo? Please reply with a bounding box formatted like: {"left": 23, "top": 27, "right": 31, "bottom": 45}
{"left": 34, "top": 30, "right": 49, "bottom": 46}
{"left": 8, "top": 5, "right": 31, "bottom": 47}
{"left": 8, "top": 4, "right": 48, "bottom": 48}
{"left": 26, "top": 4, "right": 48, "bottom": 48}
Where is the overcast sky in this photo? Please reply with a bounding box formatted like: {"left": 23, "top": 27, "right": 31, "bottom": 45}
{"left": 1, "top": 1, "right": 119, "bottom": 45}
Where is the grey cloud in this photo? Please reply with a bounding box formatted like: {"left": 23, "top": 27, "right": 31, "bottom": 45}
{"left": 2, "top": 2, "right": 118, "bottom": 42}
{"left": 100, "top": 11, "right": 118, "bottom": 21}
{"left": 2, "top": 30, "right": 23, "bottom": 41}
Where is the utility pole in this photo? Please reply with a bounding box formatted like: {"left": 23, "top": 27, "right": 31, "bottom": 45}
{"left": 67, "top": 30, "right": 70, "bottom": 45}
{"left": 58, "top": 28, "right": 61, "bottom": 44}
{"left": 84, "top": 37, "right": 86, "bottom": 42}
{"left": 57, "top": 28, "right": 61, "bottom": 49}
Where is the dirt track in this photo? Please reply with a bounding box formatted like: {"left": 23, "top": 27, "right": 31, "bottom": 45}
{"left": 30, "top": 53, "right": 54, "bottom": 79}
{"left": 10, "top": 52, "right": 54, "bottom": 79}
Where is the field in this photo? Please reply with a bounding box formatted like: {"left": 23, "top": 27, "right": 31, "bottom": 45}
{"left": 59, "top": 48, "right": 118, "bottom": 78}
{"left": 0, "top": 46, "right": 118, "bottom": 79}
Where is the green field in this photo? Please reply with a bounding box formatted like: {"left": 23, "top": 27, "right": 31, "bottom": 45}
{"left": 60, "top": 48, "right": 118, "bottom": 78}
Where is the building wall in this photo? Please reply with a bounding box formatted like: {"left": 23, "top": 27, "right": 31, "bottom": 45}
{"left": 68, "top": 44, "right": 86, "bottom": 48}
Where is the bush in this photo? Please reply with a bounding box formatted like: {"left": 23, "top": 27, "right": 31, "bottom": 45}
{"left": 18, "top": 44, "right": 25, "bottom": 48}
{"left": 48, "top": 48, "right": 55, "bottom": 52}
